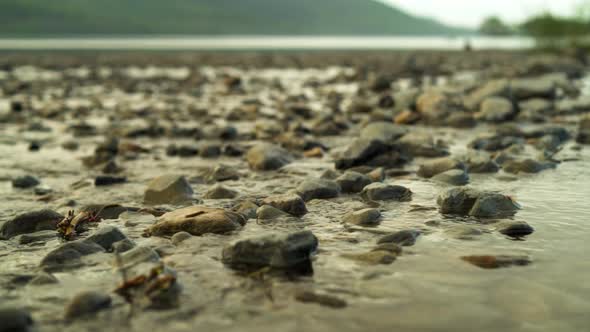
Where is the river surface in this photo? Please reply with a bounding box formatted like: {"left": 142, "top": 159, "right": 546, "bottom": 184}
{"left": 0, "top": 36, "right": 535, "bottom": 51}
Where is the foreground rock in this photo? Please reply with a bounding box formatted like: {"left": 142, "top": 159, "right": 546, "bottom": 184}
{"left": 246, "top": 143, "right": 293, "bottom": 170}
{"left": 0, "top": 308, "right": 34, "bottom": 332}
{"left": 360, "top": 183, "right": 412, "bottom": 201}
{"left": 144, "top": 175, "right": 193, "bottom": 205}
{"left": 295, "top": 179, "right": 341, "bottom": 201}
{"left": 437, "top": 187, "right": 520, "bottom": 218}
{"left": 461, "top": 255, "right": 532, "bottom": 269}
{"left": 0, "top": 209, "right": 63, "bottom": 240}
{"left": 222, "top": 231, "right": 318, "bottom": 274}
{"left": 262, "top": 193, "right": 308, "bottom": 217}
{"left": 147, "top": 206, "right": 246, "bottom": 236}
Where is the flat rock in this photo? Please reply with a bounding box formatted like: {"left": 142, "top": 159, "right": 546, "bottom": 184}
{"left": 461, "top": 255, "right": 532, "bottom": 269}
{"left": 343, "top": 208, "right": 381, "bottom": 226}
{"left": 12, "top": 175, "right": 40, "bottom": 189}
{"left": 246, "top": 143, "right": 293, "bottom": 170}
{"left": 417, "top": 157, "right": 465, "bottom": 178}
{"left": 203, "top": 184, "right": 238, "bottom": 199}
{"left": 398, "top": 132, "right": 448, "bottom": 157}
{"left": 336, "top": 171, "right": 372, "bottom": 193}
{"left": 0, "top": 209, "right": 63, "bottom": 240}
{"left": 360, "top": 122, "right": 407, "bottom": 143}
{"left": 40, "top": 240, "right": 105, "bottom": 271}
{"left": 377, "top": 230, "right": 421, "bottom": 246}
{"left": 222, "top": 230, "right": 318, "bottom": 273}
{"left": 262, "top": 193, "right": 308, "bottom": 217}
{"left": 476, "top": 97, "right": 515, "bottom": 123}
{"left": 334, "top": 138, "right": 391, "bottom": 170}
{"left": 496, "top": 221, "right": 535, "bottom": 238}
{"left": 144, "top": 175, "right": 193, "bottom": 205}
{"left": 148, "top": 206, "right": 245, "bottom": 236}
{"left": 502, "top": 159, "right": 556, "bottom": 174}
{"left": 360, "top": 183, "right": 412, "bottom": 201}
{"left": 85, "top": 226, "right": 128, "bottom": 251}
{"left": 295, "top": 179, "right": 341, "bottom": 202}
{"left": 432, "top": 169, "right": 470, "bottom": 186}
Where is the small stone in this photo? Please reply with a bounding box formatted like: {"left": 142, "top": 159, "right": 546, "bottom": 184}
{"left": 256, "top": 205, "right": 299, "bottom": 221}
{"left": 360, "top": 121, "right": 407, "bottom": 143}
{"left": 336, "top": 171, "right": 372, "bottom": 193}
{"left": 144, "top": 175, "right": 193, "bottom": 205}
{"left": 496, "top": 221, "right": 534, "bottom": 238}
{"left": 199, "top": 144, "right": 222, "bottom": 158}
{"left": 502, "top": 159, "right": 556, "bottom": 174}
{"left": 94, "top": 175, "right": 127, "bottom": 186}
{"left": 378, "top": 230, "right": 421, "bottom": 246}
{"left": 445, "top": 225, "right": 483, "bottom": 240}
{"left": 222, "top": 231, "right": 318, "bottom": 273}
{"left": 12, "top": 175, "right": 40, "bottom": 189}
{"left": 112, "top": 239, "right": 136, "bottom": 253}
{"left": 101, "top": 160, "right": 122, "bottom": 174}
{"left": 16, "top": 230, "right": 57, "bottom": 245}
{"left": 303, "top": 147, "right": 324, "bottom": 158}
{"left": 334, "top": 138, "right": 392, "bottom": 170}
{"left": 343, "top": 208, "right": 381, "bottom": 226}
{"left": 344, "top": 250, "right": 397, "bottom": 265}
{"left": 171, "top": 231, "right": 192, "bottom": 245}
{"left": 203, "top": 184, "right": 238, "bottom": 199}
{"left": 246, "top": 143, "right": 293, "bottom": 171}
{"left": 148, "top": 206, "right": 245, "bottom": 236}
{"left": 476, "top": 97, "right": 515, "bottom": 123}
{"left": 33, "top": 185, "right": 52, "bottom": 196}
{"left": 295, "top": 179, "right": 341, "bottom": 202}
{"left": 360, "top": 183, "right": 412, "bottom": 201}
{"left": 62, "top": 140, "right": 79, "bottom": 151}
{"left": 437, "top": 188, "right": 520, "bottom": 218}
{"left": 232, "top": 200, "right": 259, "bottom": 220}
{"left": 29, "top": 272, "right": 59, "bottom": 285}
{"left": 0, "top": 308, "right": 34, "bottom": 332}
{"left": 64, "top": 291, "right": 111, "bottom": 321}
{"left": 417, "top": 157, "right": 464, "bottom": 178}
{"left": 432, "top": 169, "right": 470, "bottom": 186}
{"left": 0, "top": 209, "right": 63, "bottom": 240}
{"left": 40, "top": 240, "right": 105, "bottom": 271}
{"left": 85, "top": 226, "right": 128, "bottom": 251}
{"left": 200, "top": 164, "right": 239, "bottom": 182}
{"left": 262, "top": 194, "right": 308, "bottom": 217}
{"left": 294, "top": 290, "right": 347, "bottom": 309}
{"left": 461, "top": 255, "right": 531, "bottom": 269}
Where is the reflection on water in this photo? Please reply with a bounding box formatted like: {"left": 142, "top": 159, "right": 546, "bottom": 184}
{"left": 0, "top": 36, "right": 535, "bottom": 50}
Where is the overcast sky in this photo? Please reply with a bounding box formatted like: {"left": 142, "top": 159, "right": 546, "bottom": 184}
{"left": 382, "top": 0, "right": 581, "bottom": 27}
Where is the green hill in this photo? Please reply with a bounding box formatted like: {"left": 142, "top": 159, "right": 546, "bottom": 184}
{"left": 0, "top": 0, "right": 469, "bottom": 36}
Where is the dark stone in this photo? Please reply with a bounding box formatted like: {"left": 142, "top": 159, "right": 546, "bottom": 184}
{"left": 377, "top": 230, "right": 421, "bottom": 246}
{"left": 85, "top": 226, "right": 128, "bottom": 251}
{"left": 0, "top": 210, "right": 63, "bottom": 240}
{"left": 64, "top": 291, "right": 112, "bottom": 321}
{"left": 94, "top": 175, "right": 127, "bottom": 186}
{"left": 12, "top": 175, "right": 40, "bottom": 189}
{"left": 0, "top": 308, "right": 34, "bottom": 332}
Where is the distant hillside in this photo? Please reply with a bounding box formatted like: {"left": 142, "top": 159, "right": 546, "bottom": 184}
{"left": 0, "top": 0, "right": 470, "bottom": 36}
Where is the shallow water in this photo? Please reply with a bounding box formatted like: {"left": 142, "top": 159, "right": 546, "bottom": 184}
{"left": 0, "top": 64, "right": 589, "bottom": 332}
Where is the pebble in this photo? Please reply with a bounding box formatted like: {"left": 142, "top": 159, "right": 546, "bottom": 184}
{"left": 432, "top": 169, "right": 470, "bottom": 186}
{"left": 222, "top": 230, "right": 318, "bottom": 273}
{"left": 336, "top": 171, "right": 372, "bottom": 193}
{"left": 461, "top": 255, "right": 532, "bottom": 269}
{"left": 0, "top": 308, "right": 34, "bottom": 332}
{"left": 85, "top": 226, "right": 129, "bottom": 251}
{"left": 343, "top": 208, "right": 381, "bottom": 226}
{"left": 64, "top": 291, "right": 112, "bottom": 321}
{"left": 496, "top": 221, "right": 535, "bottom": 238}
{"left": 171, "top": 231, "right": 193, "bottom": 245}
{"left": 294, "top": 290, "right": 347, "bottom": 308}
{"left": 0, "top": 209, "right": 63, "bottom": 240}
{"left": 94, "top": 175, "right": 127, "bottom": 186}
{"left": 476, "top": 97, "right": 515, "bottom": 123}
{"left": 360, "top": 183, "right": 412, "bottom": 201}
{"left": 262, "top": 193, "right": 308, "bottom": 217}
{"left": 437, "top": 187, "right": 520, "bottom": 218}
{"left": 12, "top": 175, "right": 40, "bottom": 189}
{"left": 148, "top": 206, "right": 245, "bottom": 236}
{"left": 144, "top": 174, "right": 193, "bottom": 205}
{"left": 40, "top": 240, "right": 105, "bottom": 271}
{"left": 378, "top": 230, "right": 421, "bottom": 246}
{"left": 295, "top": 179, "right": 341, "bottom": 201}
{"left": 417, "top": 157, "right": 464, "bottom": 178}
{"left": 246, "top": 143, "right": 293, "bottom": 170}
{"left": 203, "top": 184, "right": 239, "bottom": 199}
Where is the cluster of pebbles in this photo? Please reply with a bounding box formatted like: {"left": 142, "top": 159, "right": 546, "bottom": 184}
{"left": 0, "top": 51, "right": 589, "bottom": 331}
